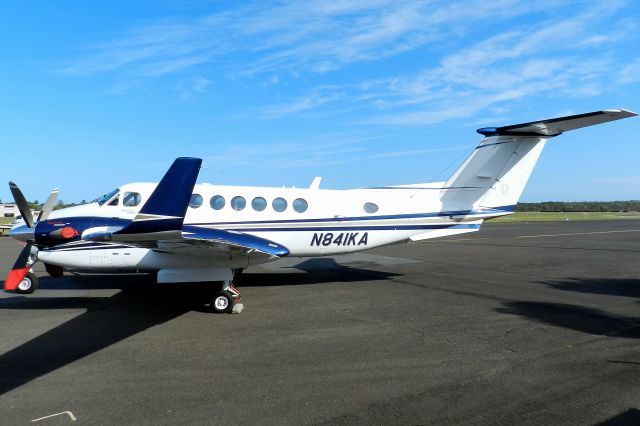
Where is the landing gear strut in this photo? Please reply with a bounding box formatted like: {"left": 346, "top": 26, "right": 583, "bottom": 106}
{"left": 211, "top": 280, "right": 244, "bottom": 314}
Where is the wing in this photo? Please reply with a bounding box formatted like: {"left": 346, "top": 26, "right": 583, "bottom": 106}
{"left": 157, "top": 226, "right": 289, "bottom": 261}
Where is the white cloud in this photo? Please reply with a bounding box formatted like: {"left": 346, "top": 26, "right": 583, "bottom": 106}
{"left": 175, "top": 76, "right": 211, "bottom": 100}
{"left": 59, "top": 0, "right": 578, "bottom": 78}
{"left": 342, "top": 1, "right": 636, "bottom": 125}
{"left": 258, "top": 90, "right": 344, "bottom": 118}
{"left": 617, "top": 57, "right": 640, "bottom": 84}
{"left": 367, "top": 146, "right": 468, "bottom": 159}
{"left": 202, "top": 134, "right": 385, "bottom": 168}
{"left": 57, "top": 0, "right": 639, "bottom": 122}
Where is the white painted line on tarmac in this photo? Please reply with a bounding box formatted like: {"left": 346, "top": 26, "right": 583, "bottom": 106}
{"left": 515, "top": 229, "right": 640, "bottom": 239}
{"left": 425, "top": 237, "right": 490, "bottom": 242}
{"left": 31, "top": 411, "right": 77, "bottom": 422}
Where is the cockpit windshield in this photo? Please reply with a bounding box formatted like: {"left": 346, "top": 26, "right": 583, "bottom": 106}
{"left": 93, "top": 188, "right": 120, "bottom": 206}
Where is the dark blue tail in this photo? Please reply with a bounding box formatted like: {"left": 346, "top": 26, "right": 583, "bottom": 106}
{"left": 116, "top": 157, "right": 202, "bottom": 237}
{"left": 139, "top": 157, "right": 202, "bottom": 218}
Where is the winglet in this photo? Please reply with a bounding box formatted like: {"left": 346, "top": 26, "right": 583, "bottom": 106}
{"left": 114, "top": 157, "right": 202, "bottom": 238}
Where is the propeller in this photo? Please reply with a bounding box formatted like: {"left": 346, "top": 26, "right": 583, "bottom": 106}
{"left": 38, "top": 188, "right": 60, "bottom": 222}
{"left": 9, "top": 181, "right": 34, "bottom": 228}
{"left": 4, "top": 182, "right": 59, "bottom": 291}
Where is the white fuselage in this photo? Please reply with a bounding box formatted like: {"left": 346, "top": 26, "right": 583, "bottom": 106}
{"left": 35, "top": 181, "right": 496, "bottom": 273}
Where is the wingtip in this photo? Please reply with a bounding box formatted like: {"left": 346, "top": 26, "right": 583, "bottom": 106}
{"left": 603, "top": 109, "right": 637, "bottom": 117}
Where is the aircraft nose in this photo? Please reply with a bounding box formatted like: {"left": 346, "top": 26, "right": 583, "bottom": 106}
{"left": 8, "top": 223, "right": 35, "bottom": 242}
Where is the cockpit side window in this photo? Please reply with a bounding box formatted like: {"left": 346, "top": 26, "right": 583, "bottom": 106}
{"left": 108, "top": 195, "right": 120, "bottom": 206}
{"left": 95, "top": 188, "right": 120, "bottom": 206}
{"left": 123, "top": 192, "right": 142, "bottom": 207}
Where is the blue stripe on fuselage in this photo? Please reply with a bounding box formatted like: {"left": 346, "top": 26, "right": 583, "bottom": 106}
{"left": 218, "top": 224, "right": 481, "bottom": 232}
{"left": 188, "top": 205, "right": 514, "bottom": 227}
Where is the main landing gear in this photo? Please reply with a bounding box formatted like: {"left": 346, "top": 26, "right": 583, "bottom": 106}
{"left": 211, "top": 281, "right": 244, "bottom": 314}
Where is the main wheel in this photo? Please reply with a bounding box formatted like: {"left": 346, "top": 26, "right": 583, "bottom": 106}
{"left": 211, "top": 290, "right": 234, "bottom": 314}
{"left": 16, "top": 272, "right": 38, "bottom": 294}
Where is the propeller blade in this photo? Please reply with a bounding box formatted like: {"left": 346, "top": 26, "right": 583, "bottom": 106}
{"left": 4, "top": 240, "right": 34, "bottom": 291}
{"left": 37, "top": 188, "right": 59, "bottom": 222}
{"left": 9, "top": 181, "right": 34, "bottom": 228}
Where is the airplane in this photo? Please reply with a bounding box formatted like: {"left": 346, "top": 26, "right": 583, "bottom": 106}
{"left": 4, "top": 109, "right": 637, "bottom": 313}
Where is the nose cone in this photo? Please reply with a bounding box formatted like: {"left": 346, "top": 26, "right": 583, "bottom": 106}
{"left": 9, "top": 223, "right": 34, "bottom": 242}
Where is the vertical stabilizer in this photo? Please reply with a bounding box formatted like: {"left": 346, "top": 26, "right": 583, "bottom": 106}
{"left": 441, "top": 136, "right": 546, "bottom": 211}
{"left": 440, "top": 109, "right": 636, "bottom": 215}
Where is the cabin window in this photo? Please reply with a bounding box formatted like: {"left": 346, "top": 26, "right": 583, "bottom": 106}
{"left": 252, "top": 197, "right": 267, "bottom": 211}
{"left": 363, "top": 202, "right": 379, "bottom": 213}
{"left": 231, "top": 196, "right": 246, "bottom": 211}
{"left": 123, "top": 192, "right": 141, "bottom": 207}
{"left": 108, "top": 195, "right": 119, "bottom": 206}
{"left": 293, "top": 198, "right": 308, "bottom": 213}
{"left": 96, "top": 188, "right": 119, "bottom": 206}
{"left": 210, "top": 195, "right": 225, "bottom": 210}
{"left": 272, "top": 197, "right": 287, "bottom": 212}
{"left": 189, "top": 194, "right": 203, "bottom": 208}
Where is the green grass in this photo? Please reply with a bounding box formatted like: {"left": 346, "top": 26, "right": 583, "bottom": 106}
{"left": 491, "top": 211, "right": 640, "bottom": 223}
{"left": 0, "top": 217, "right": 13, "bottom": 225}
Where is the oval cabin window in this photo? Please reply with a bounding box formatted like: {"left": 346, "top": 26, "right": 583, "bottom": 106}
{"left": 231, "top": 196, "right": 246, "bottom": 211}
{"left": 293, "top": 198, "right": 308, "bottom": 213}
{"left": 272, "top": 197, "right": 288, "bottom": 212}
{"left": 252, "top": 197, "right": 267, "bottom": 211}
{"left": 189, "top": 194, "right": 203, "bottom": 208}
{"left": 210, "top": 195, "right": 225, "bottom": 210}
{"left": 363, "top": 202, "right": 379, "bottom": 213}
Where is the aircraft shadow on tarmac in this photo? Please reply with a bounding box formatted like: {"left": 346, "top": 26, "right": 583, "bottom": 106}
{"left": 237, "top": 258, "right": 401, "bottom": 287}
{"left": 542, "top": 277, "right": 640, "bottom": 300}
{"left": 496, "top": 301, "right": 640, "bottom": 338}
{"left": 594, "top": 408, "right": 640, "bottom": 425}
{"left": 496, "top": 277, "right": 640, "bottom": 339}
{"left": 0, "top": 258, "right": 398, "bottom": 396}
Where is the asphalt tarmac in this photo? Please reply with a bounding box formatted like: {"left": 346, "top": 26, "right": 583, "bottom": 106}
{"left": 1, "top": 220, "right": 639, "bottom": 425}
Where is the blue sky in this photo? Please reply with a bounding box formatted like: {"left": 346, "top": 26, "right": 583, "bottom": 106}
{"left": 1, "top": 0, "right": 639, "bottom": 203}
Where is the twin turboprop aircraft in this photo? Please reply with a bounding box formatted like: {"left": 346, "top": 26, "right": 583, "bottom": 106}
{"left": 4, "top": 109, "right": 637, "bottom": 312}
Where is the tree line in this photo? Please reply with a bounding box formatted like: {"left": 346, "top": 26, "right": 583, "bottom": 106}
{"left": 516, "top": 201, "right": 640, "bottom": 212}
{"left": 25, "top": 200, "right": 88, "bottom": 211}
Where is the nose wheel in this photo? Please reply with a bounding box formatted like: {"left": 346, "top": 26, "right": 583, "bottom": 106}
{"left": 211, "top": 282, "right": 243, "bottom": 314}
{"left": 15, "top": 272, "right": 38, "bottom": 294}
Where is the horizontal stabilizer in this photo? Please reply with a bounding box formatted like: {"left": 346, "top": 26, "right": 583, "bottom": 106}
{"left": 477, "top": 109, "right": 637, "bottom": 137}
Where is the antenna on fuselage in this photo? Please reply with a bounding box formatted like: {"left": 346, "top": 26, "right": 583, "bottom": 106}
{"left": 309, "top": 177, "right": 322, "bottom": 189}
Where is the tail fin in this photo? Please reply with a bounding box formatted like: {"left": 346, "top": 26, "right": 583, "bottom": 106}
{"left": 441, "top": 109, "right": 636, "bottom": 215}
{"left": 114, "top": 157, "right": 202, "bottom": 239}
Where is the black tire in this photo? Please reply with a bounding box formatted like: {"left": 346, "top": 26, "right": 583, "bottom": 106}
{"left": 211, "top": 290, "right": 234, "bottom": 314}
{"left": 15, "top": 272, "right": 38, "bottom": 294}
